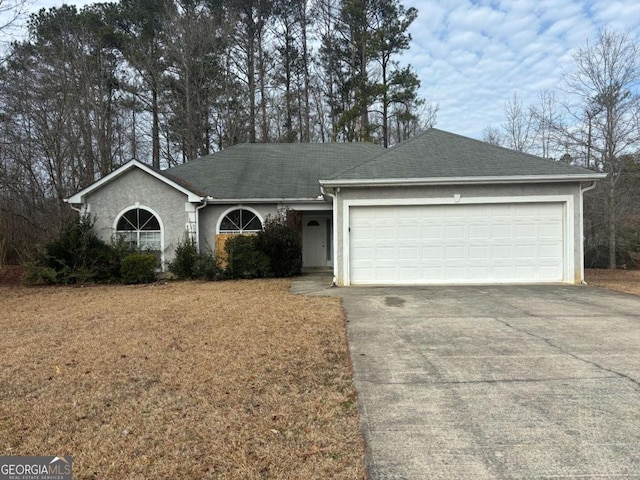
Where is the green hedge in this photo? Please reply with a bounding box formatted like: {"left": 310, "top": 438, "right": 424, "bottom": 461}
{"left": 120, "top": 253, "right": 157, "bottom": 284}
{"left": 224, "top": 235, "right": 271, "bottom": 279}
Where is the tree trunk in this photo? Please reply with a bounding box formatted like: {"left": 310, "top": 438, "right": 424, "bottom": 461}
{"left": 247, "top": 27, "right": 256, "bottom": 143}
{"left": 381, "top": 58, "right": 388, "bottom": 148}
{"left": 608, "top": 176, "right": 617, "bottom": 269}
{"left": 258, "top": 28, "right": 268, "bottom": 143}
{"left": 152, "top": 83, "right": 160, "bottom": 168}
{"left": 299, "top": 0, "right": 310, "bottom": 142}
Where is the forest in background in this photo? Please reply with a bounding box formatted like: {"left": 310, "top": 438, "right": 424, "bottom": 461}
{"left": 0, "top": 0, "right": 435, "bottom": 264}
{"left": 0, "top": 0, "right": 638, "bottom": 271}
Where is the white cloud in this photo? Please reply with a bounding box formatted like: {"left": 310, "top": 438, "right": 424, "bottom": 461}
{"left": 402, "top": 0, "right": 640, "bottom": 138}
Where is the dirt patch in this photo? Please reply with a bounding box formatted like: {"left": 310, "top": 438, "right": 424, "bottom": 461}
{"left": 0, "top": 280, "right": 364, "bottom": 479}
{"left": 586, "top": 268, "right": 640, "bottom": 296}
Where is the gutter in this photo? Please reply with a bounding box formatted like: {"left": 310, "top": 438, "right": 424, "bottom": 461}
{"left": 319, "top": 173, "right": 607, "bottom": 188}
{"left": 203, "top": 197, "right": 330, "bottom": 204}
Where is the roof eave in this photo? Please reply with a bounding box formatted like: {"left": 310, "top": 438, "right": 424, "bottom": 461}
{"left": 319, "top": 174, "right": 607, "bottom": 188}
{"left": 204, "top": 197, "right": 330, "bottom": 204}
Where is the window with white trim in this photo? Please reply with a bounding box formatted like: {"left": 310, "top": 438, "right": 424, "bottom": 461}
{"left": 116, "top": 208, "right": 162, "bottom": 252}
{"left": 220, "top": 208, "right": 262, "bottom": 233}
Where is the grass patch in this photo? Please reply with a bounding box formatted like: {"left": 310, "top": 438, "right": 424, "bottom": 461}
{"left": 586, "top": 268, "right": 640, "bottom": 296}
{"left": 0, "top": 280, "right": 364, "bottom": 479}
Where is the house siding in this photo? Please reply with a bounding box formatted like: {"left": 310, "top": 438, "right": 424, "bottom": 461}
{"left": 83, "top": 168, "right": 192, "bottom": 268}
{"left": 334, "top": 182, "right": 584, "bottom": 285}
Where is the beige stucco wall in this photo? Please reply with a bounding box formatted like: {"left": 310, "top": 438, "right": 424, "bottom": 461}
{"left": 332, "top": 182, "right": 585, "bottom": 285}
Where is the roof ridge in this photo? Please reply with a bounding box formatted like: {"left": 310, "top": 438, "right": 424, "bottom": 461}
{"left": 432, "top": 128, "right": 595, "bottom": 170}
{"left": 329, "top": 128, "right": 436, "bottom": 179}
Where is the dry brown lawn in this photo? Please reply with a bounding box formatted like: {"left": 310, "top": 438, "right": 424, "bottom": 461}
{"left": 586, "top": 268, "right": 640, "bottom": 296}
{"left": 0, "top": 279, "right": 364, "bottom": 479}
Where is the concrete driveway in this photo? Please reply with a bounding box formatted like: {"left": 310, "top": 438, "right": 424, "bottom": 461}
{"left": 293, "top": 277, "right": 640, "bottom": 479}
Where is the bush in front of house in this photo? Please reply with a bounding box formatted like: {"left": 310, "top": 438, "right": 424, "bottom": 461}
{"left": 168, "top": 236, "right": 221, "bottom": 280}
{"left": 256, "top": 217, "right": 302, "bottom": 277}
{"left": 24, "top": 216, "right": 122, "bottom": 284}
{"left": 224, "top": 235, "right": 271, "bottom": 279}
{"left": 120, "top": 253, "right": 157, "bottom": 284}
{"left": 222, "top": 218, "right": 302, "bottom": 280}
{"left": 168, "top": 236, "right": 199, "bottom": 279}
{"left": 192, "top": 253, "right": 221, "bottom": 280}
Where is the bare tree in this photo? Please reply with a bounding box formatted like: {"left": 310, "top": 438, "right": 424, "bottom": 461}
{"left": 0, "top": 0, "right": 28, "bottom": 34}
{"left": 482, "top": 125, "right": 504, "bottom": 146}
{"left": 564, "top": 28, "right": 640, "bottom": 268}
{"left": 530, "top": 89, "right": 562, "bottom": 159}
{"left": 503, "top": 93, "right": 535, "bottom": 152}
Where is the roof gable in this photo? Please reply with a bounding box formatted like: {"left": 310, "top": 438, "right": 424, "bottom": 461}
{"left": 65, "top": 159, "right": 203, "bottom": 204}
{"left": 326, "top": 128, "right": 602, "bottom": 182}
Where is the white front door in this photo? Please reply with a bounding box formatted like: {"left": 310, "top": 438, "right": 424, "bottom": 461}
{"left": 303, "top": 217, "right": 331, "bottom": 267}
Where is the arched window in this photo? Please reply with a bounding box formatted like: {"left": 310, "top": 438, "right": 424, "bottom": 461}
{"left": 219, "top": 208, "right": 262, "bottom": 234}
{"left": 116, "top": 208, "right": 162, "bottom": 252}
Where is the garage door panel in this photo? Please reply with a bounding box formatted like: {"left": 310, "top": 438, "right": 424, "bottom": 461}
{"left": 492, "top": 245, "right": 513, "bottom": 259}
{"left": 469, "top": 225, "right": 490, "bottom": 240}
{"left": 469, "top": 266, "right": 490, "bottom": 279}
{"left": 349, "top": 203, "right": 565, "bottom": 284}
{"left": 421, "top": 225, "right": 443, "bottom": 240}
{"left": 446, "top": 225, "right": 466, "bottom": 239}
{"left": 374, "top": 226, "right": 395, "bottom": 241}
{"left": 469, "top": 246, "right": 490, "bottom": 260}
{"left": 398, "top": 247, "right": 419, "bottom": 260}
{"left": 492, "top": 224, "right": 512, "bottom": 238}
{"left": 423, "top": 246, "right": 443, "bottom": 259}
{"left": 398, "top": 266, "right": 418, "bottom": 280}
{"left": 515, "top": 245, "right": 536, "bottom": 258}
{"left": 398, "top": 225, "right": 419, "bottom": 238}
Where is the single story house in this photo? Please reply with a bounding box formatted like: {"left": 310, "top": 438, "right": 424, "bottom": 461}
{"left": 65, "top": 128, "right": 604, "bottom": 286}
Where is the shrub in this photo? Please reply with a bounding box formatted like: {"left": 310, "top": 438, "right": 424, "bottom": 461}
{"left": 168, "top": 236, "right": 221, "bottom": 280}
{"left": 224, "top": 235, "right": 270, "bottom": 279}
{"left": 120, "top": 253, "right": 157, "bottom": 284}
{"left": 192, "top": 253, "right": 221, "bottom": 280}
{"left": 256, "top": 217, "right": 302, "bottom": 277}
{"left": 25, "top": 216, "right": 119, "bottom": 284}
{"left": 22, "top": 263, "right": 58, "bottom": 285}
{"left": 168, "top": 236, "right": 199, "bottom": 279}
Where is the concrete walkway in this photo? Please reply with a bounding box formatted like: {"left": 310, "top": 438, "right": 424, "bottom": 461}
{"left": 292, "top": 275, "right": 640, "bottom": 479}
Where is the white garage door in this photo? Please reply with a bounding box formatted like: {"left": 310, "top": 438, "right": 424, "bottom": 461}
{"left": 349, "top": 203, "right": 565, "bottom": 285}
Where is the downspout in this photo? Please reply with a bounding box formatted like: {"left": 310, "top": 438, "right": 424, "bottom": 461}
{"left": 320, "top": 185, "right": 339, "bottom": 287}
{"left": 195, "top": 198, "right": 208, "bottom": 252}
{"left": 65, "top": 199, "right": 86, "bottom": 216}
{"left": 580, "top": 181, "right": 598, "bottom": 284}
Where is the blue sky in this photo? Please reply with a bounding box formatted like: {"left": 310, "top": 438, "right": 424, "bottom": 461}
{"left": 6, "top": 0, "right": 640, "bottom": 139}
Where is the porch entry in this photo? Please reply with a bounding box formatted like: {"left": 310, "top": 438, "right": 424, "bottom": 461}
{"left": 302, "top": 215, "right": 333, "bottom": 268}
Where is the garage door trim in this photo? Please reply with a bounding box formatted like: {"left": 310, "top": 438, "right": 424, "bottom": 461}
{"left": 342, "top": 195, "right": 575, "bottom": 286}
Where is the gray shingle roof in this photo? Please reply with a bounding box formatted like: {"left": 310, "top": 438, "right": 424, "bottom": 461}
{"left": 162, "top": 129, "right": 600, "bottom": 200}
{"left": 328, "top": 128, "right": 598, "bottom": 180}
{"left": 165, "top": 142, "right": 382, "bottom": 199}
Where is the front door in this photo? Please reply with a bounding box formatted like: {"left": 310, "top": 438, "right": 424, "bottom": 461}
{"left": 302, "top": 217, "right": 331, "bottom": 267}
